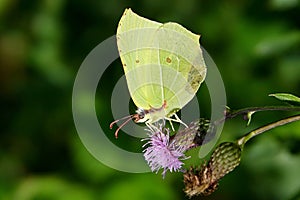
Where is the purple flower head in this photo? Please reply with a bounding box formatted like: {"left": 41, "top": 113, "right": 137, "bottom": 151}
{"left": 142, "top": 123, "right": 190, "bottom": 178}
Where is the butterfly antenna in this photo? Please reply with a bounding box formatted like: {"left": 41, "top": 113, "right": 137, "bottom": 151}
{"left": 110, "top": 115, "right": 132, "bottom": 129}
{"left": 113, "top": 116, "right": 135, "bottom": 138}
{"left": 110, "top": 114, "right": 138, "bottom": 138}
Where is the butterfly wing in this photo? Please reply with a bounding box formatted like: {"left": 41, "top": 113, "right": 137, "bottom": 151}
{"left": 156, "top": 22, "right": 206, "bottom": 117}
{"left": 117, "top": 8, "right": 164, "bottom": 110}
{"left": 117, "top": 9, "right": 206, "bottom": 118}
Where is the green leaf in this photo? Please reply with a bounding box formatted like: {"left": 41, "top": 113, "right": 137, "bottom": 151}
{"left": 269, "top": 93, "right": 300, "bottom": 106}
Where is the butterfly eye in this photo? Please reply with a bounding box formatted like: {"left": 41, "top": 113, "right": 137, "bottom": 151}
{"left": 138, "top": 113, "right": 145, "bottom": 119}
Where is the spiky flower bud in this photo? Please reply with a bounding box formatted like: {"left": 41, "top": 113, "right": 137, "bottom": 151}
{"left": 209, "top": 142, "right": 242, "bottom": 182}
{"left": 193, "top": 118, "right": 217, "bottom": 146}
{"left": 183, "top": 142, "right": 242, "bottom": 197}
{"left": 171, "top": 118, "right": 216, "bottom": 150}
{"left": 183, "top": 164, "right": 218, "bottom": 197}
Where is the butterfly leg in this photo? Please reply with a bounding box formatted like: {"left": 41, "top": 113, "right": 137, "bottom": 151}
{"left": 165, "top": 114, "right": 188, "bottom": 129}
{"left": 174, "top": 113, "right": 188, "bottom": 127}
{"left": 146, "top": 121, "right": 161, "bottom": 133}
{"left": 169, "top": 120, "right": 175, "bottom": 131}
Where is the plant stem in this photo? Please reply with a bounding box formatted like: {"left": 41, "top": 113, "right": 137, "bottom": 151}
{"left": 213, "top": 106, "right": 300, "bottom": 126}
{"left": 237, "top": 114, "right": 300, "bottom": 147}
{"left": 226, "top": 106, "right": 300, "bottom": 120}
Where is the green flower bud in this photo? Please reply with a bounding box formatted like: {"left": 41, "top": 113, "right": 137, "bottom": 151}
{"left": 208, "top": 142, "right": 242, "bottom": 182}
{"left": 183, "top": 142, "right": 242, "bottom": 197}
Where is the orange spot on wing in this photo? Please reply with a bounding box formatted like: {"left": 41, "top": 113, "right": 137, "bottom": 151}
{"left": 166, "top": 57, "right": 172, "bottom": 63}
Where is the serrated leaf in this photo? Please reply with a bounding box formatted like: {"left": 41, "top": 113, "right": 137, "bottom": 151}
{"left": 269, "top": 93, "right": 300, "bottom": 106}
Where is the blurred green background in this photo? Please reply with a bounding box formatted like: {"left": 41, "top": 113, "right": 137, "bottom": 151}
{"left": 1, "top": 0, "right": 300, "bottom": 199}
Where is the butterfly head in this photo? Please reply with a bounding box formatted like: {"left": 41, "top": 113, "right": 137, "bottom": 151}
{"left": 110, "top": 103, "right": 167, "bottom": 138}
{"left": 134, "top": 108, "right": 150, "bottom": 123}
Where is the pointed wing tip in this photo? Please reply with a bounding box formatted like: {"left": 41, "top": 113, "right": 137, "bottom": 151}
{"left": 123, "top": 8, "right": 134, "bottom": 16}
{"left": 124, "top": 8, "right": 131, "bottom": 13}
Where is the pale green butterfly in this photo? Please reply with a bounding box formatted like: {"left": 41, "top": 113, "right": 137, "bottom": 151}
{"left": 110, "top": 8, "right": 207, "bottom": 138}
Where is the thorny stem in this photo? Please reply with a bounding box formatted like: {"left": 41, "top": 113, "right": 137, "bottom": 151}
{"left": 237, "top": 114, "right": 300, "bottom": 147}
{"left": 214, "top": 106, "right": 300, "bottom": 126}
{"left": 226, "top": 106, "right": 300, "bottom": 120}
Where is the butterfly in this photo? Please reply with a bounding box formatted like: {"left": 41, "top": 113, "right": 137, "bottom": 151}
{"left": 110, "top": 8, "right": 207, "bottom": 138}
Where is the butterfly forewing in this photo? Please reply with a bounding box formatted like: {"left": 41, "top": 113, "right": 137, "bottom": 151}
{"left": 116, "top": 8, "right": 207, "bottom": 121}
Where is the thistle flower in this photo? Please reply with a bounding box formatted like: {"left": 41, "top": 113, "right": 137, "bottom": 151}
{"left": 142, "top": 124, "right": 189, "bottom": 178}
{"left": 143, "top": 119, "right": 216, "bottom": 178}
